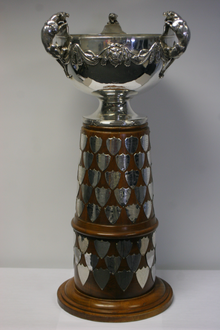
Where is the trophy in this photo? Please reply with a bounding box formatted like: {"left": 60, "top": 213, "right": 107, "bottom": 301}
{"left": 41, "top": 11, "right": 190, "bottom": 322}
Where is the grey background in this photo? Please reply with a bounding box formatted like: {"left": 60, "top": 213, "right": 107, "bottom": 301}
{"left": 1, "top": 0, "right": 220, "bottom": 269}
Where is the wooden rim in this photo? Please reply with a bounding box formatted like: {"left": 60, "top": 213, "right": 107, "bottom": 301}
{"left": 71, "top": 217, "right": 158, "bottom": 239}
{"left": 57, "top": 277, "right": 173, "bottom": 322}
{"left": 83, "top": 123, "right": 149, "bottom": 132}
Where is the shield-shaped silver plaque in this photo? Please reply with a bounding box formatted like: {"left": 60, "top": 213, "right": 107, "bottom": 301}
{"left": 116, "top": 240, "right": 133, "bottom": 258}
{"left": 104, "top": 205, "right": 121, "bottom": 224}
{"left": 81, "top": 183, "right": 93, "bottom": 204}
{"left": 90, "top": 135, "right": 102, "bottom": 153}
{"left": 140, "top": 134, "right": 149, "bottom": 152}
{"left": 84, "top": 253, "right": 99, "bottom": 271}
{"left": 126, "top": 253, "right": 141, "bottom": 272}
{"left": 88, "top": 169, "right": 101, "bottom": 187}
{"left": 93, "top": 268, "right": 110, "bottom": 290}
{"left": 115, "top": 270, "right": 133, "bottom": 291}
{"left": 104, "top": 255, "right": 121, "bottom": 274}
{"left": 77, "top": 165, "right": 86, "bottom": 185}
{"left": 96, "top": 153, "right": 111, "bottom": 171}
{"left": 95, "top": 187, "right": 111, "bottom": 207}
{"left": 78, "top": 235, "right": 89, "bottom": 254}
{"left": 83, "top": 151, "right": 94, "bottom": 169}
{"left": 134, "top": 152, "right": 145, "bottom": 170}
{"left": 125, "top": 204, "right": 140, "bottom": 223}
{"left": 125, "top": 136, "right": 138, "bottom": 154}
{"left": 94, "top": 240, "right": 110, "bottom": 259}
{"left": 105, "top": 171, "right": 121, "bottom": 190}
{"left": 76, "top": 198, "right": 84, "bottom": 217}
{"left": 141, "top": 167, "right": 151, "bottom": 186}
{"left": 134, "top": 185, "right": 147, "bottom": 205}
{"left": 87, "top": 203, "right": 101, "bottom": 222}
{"left": 114, "top": 187, "right": 131, "bottom": 206}
{"left": 115, "top": 153, "right": 130, "bottom": 171}
{"left": 80, "top": 133, "right": 87, "bottom": 151}
{"left": 125, "top": 170, "right": 139, "bottom": 188}
{"left": 106, "top": 137, "right": 121, "bottom": 155}
{"left": 143, "top": 200, "right": 152, "bottom": 219}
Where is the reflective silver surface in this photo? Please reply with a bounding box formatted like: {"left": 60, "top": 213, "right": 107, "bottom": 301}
{"left": 134, "top": 152, "right": 145, "bottom": 169}
{"left": 89, "top": 135, "right": 102, "bottom": 153}
{"left": 115, "top": 270, "right": 133, "bottom": 292}
{"left": 81, "top": 183, "right": 92, "bottom": 203}
{"left": 148, "top": 182, "right": 154, "bottom": 200}
{"left": 125, "top": 170, "right": 139, "bottom": 188}
{"left": 106, "top": 137, "right": 121, "bottom": 155}
{"left": 147, "top": 150, "right": 151, "bottom": 165}
{"left": 126, "top": 253, "right": 141, "bottom": 272}
{"left": 114, "top": 187, "right": 131, "bottom": 206}
{"left": 95, "top": 186, "right": 111, "bottom": 207}
{"left": 152, "top": 232, "right": 156, "bottom": 248}
{"left": 83, "top": 151, "right": 94, "bottom": 169}
{"left": 96, "top": 153, "right": 111, "bottom": 171}
{"left": 137, "top": 236, "right": 149, "bottom": 256}
{"left": 80, "top": 133, "right": 87, "bottom": 151}
{"left": 76, "top": 198, "right": 84, "bottom": 217}
{"left": 94, "top": 240, "right": 110, "bottom": 259}
{"left": 42, "top": 11, "right": 190, "bottom": 127}
{"left": 87, "top": 203, "right": 101, "bottom": 222}
{"left": 134, "top": 185, "right": 147, "bottom": 205}
{"left": 125, "top": 204, "right": 141, "bottom": 223}
{"left": 151, "top": 264, "right": 156, "bottom": 282}
{"left": 142, "top": 167, "right": 151, "bottom": 186}
{"left": 85, "top": 253, "right": 99, "bottom": 271}
{"left": 77, "top": 165, "right": 86, "bottom": 185}
{"left": 146, "top": 249, "right": 155, "bottom": 268}
{"left": 77, "top": 263, "right": 90, "bottom": 286}
{"left": 136, "top": 266, "right": 149, "bottom": 289}
{"left": 73, "top": 246, "right": 82, "bottom": 265}
{"left": 104, "top": 205, "right": 121, "bottom": 224}
{"left": 93, "top": 268, "right": 110, "bottom": 290}
{"left": 143, "top": 200, "right": 152, "bottom": 219}
{"left": 125, "top": 136, "right": 139, "bottom": 154}
{"left": 140, "top": 134, "right": 149, "bottom": 152}
{"left": 105, "top": 171, "right": 121, "bottom": 190}
{"left": 88, "top": 169, "right": 101, "bottom": 187}
{"left": 78, "top": 235, "right": 89, "bottom": 253}
{"left": 105, "top": 255, "right": 121, "bottom": 274}
{"left": 116, "top": 240, "right": 133, "bottom": 258}
{"left": 115, "top": 153, "right": 130, "bottom": 172}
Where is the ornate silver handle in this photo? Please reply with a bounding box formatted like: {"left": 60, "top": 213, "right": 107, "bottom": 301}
{"left": 41, "top": 12, "right": 72, "bottom": 78}
{"left": 159, "top": 11, "right": 191, "bottom": 78}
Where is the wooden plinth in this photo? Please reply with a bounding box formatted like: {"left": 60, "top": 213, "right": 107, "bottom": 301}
{"left": 57, "top": 122, "right": 173, "bottom": 321}
{"left": 57, "top": 276, "right": 173, "bottom": 322}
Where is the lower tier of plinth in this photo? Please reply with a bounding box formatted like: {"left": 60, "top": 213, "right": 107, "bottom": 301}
{"left": 57, "top": 277, "right": 173, "bottom": 322}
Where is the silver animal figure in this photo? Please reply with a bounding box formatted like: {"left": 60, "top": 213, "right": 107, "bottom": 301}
{"left": 41, "top": 12, "right": 72, "bottom": 78}
{"left": 160, "top": 11, "right": 190, "bottom": 78}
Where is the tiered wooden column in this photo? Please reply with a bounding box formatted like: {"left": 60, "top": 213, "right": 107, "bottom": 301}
{"left": 57, "top": 123, "right": 173, "bottom": 322}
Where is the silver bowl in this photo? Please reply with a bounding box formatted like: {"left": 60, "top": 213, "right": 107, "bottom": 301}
{"left": 42, "top": 12, "right": 190, "bottom": 126}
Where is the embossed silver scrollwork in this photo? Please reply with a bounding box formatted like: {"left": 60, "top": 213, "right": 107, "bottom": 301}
{"left": 41, "top": 12, "right": 72, "bottom": 78}
{"left": 70, "top": 42, "right": 162, "bottom": 70}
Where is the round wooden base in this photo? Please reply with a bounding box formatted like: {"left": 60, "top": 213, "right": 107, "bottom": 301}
{"left": 57, "top": 277, "right": 173, "bottom": 322}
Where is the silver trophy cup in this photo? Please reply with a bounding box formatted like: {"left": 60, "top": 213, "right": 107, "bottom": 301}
{"left": 41, "top": 11, "right": 190, "bottom": 322}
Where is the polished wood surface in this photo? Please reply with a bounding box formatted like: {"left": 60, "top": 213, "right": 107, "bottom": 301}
{"left": 73, "top": 231, "right": 156, "bottom": 299}
{"left": 57, "top": 122, "right": 173, "bottom": 321}
{"left": 57, "top": 277, "right": 173, "bottom": 322}
{"left": 72, "top": 123, "right": 156, "bottom": 238}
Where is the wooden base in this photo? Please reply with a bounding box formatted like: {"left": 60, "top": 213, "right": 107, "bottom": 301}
{"left": 57, "top": 276, "right": 173, "bottom": 322}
